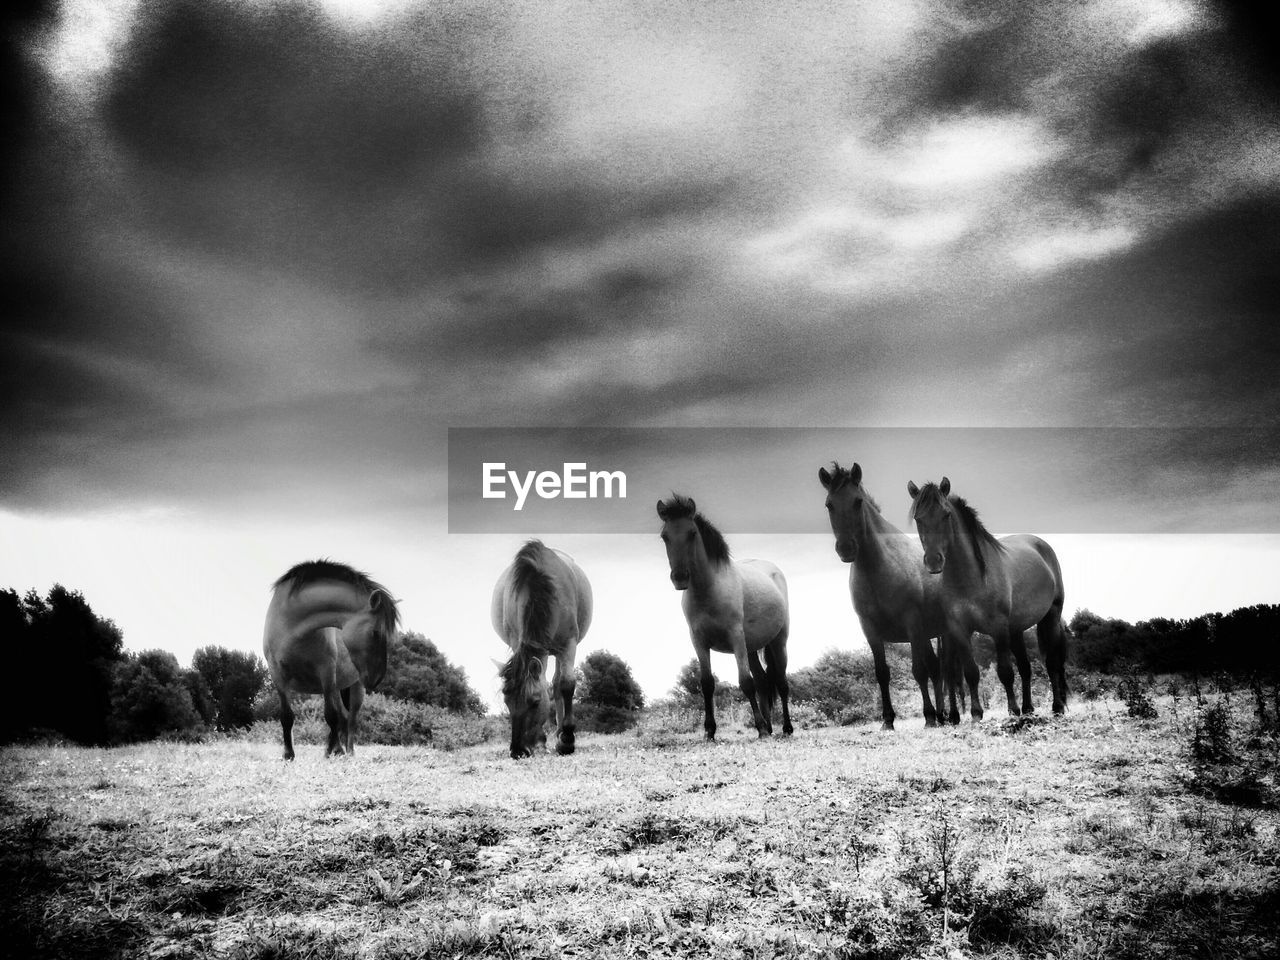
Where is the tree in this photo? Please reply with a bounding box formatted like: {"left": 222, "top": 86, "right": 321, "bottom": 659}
{"left": 2, "top": 585, "right": 125, "bottom": 744}
{"left": 670, "top": 658, "right": 737, "bottom": 710}
{"left": 108, "top": 650, "right": 206, "bottom": 743}
{"left": 787, "top": 648, "right": 880, "bottom": 725}
{"left": 381, "top": 632, "right": 485, "bottom": 714}
{"left": 579, "top": 650, "right": 645, "bottom": 710}
{"left": 574, "top": 650, "right": 645, "bottom": 734}
{"left": 192, "top": 646, "right": 270, "bottom": 730}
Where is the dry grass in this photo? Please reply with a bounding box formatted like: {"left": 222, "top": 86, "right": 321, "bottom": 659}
{"left": 2, "top": 693, "right": 1278, "bottom": 959}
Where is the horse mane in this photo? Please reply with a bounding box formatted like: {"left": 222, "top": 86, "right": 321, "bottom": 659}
{"left": 658, "top": 494, "right": 731, "bottom": 566}
{"left": 273, "top": 559, "right": 401, "bottom": 633}
{"left": 908, "top": 484, "right": 1004, "bottom": 577}
{"left": 825, "top": 462, "right": 880, "bottom": 512}
{"left": 500, "top": 647, "right": 545, "bottom": 697}
{"left": 512, "top": 540, "right": 556, "bottom": 648}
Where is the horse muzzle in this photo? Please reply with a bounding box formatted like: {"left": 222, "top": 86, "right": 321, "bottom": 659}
{"left": 923, "top": 554, "right": 945, "bottom": 575}
{"left": 835, "top": 541, "right": 856, "bottom": 564}
{"left": 670, "top": 571, "right": 690, "bottom": 590}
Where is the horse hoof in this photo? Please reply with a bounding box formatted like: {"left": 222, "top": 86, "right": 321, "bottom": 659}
{"left": 782, "top": 724, "right": 794, "bottom": 737}
{"left": 924, "top": 716, "right": 938, "bottom": 729}
{"left": 556, "top": 742, "right": 575, "bottom": 756}
{"left": 881, "top": 721, "right": 895, "bottom": 732}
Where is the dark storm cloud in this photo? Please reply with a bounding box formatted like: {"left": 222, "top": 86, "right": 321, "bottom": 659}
{"left": 3, "top": 0, "right": 1279, "bottom": 524}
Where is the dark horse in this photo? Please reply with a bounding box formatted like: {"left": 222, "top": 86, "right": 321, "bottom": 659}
{"left": 263, "top": 560, "right": 399, "bottom": 759}
{"left": 818, "top": 461, "right": 966, "bottom": 728}
{"left": 491, "top": 540, "right": 592, "bottom": 759}
{"left": 907, "top": 478, "right": 1069, "bottom": 717}
{"left": 657, "top": 494, "right": 792, "bottom": 740}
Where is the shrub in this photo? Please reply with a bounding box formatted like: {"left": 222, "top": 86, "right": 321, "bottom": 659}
{"left": 248, "top": 691, "right": 498, "bottom": 751}
{"left": 108, "top": 650, "right": 207, "bottom": 744}
{"left": 1117, "top": 673, "right": 1158, "bottom": 719}
{"left": 788, "top": 648, "right": 882, "bottom": 725}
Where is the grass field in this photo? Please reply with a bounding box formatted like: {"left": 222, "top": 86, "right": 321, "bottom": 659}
{"left": 2, "top": 692, "right": 1278, "bottom": 959}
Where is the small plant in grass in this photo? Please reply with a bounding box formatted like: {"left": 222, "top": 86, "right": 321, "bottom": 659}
{"left": 367, "top": 867, "right": 425, "bottom": 906}
{"left": 1118, "top": 672, "right": 1158, "bottom": 719}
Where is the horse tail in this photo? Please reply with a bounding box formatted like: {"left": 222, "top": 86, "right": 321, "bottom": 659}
{"left": 512, "top": 540, "right": 556, "bottom": 650}
{"left": 760, "top": 648, "right": 779, "bottom": 717}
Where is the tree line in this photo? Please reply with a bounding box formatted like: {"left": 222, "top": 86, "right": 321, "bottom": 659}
{"left": 0, "top": 586, "right": 488, "bottom": 746}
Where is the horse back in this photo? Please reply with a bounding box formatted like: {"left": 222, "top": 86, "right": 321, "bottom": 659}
{"left": 736, "top": 558, "right": 789, "bottom": 644}
{"left": 1000, "top": 533, "right": 1065, "bottom": 628}
{"left": 491, "top": 546, "right": 591, "bottom": 653}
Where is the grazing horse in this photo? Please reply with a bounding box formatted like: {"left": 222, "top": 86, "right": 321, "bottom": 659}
{"left": 263, "top": 560, "right": 399, "bottom": 759}
{"left": 907, "top": 478, "right": 1069, "bottom": 716}
{"left": 491, "top": 540, "right": 592, "bottom": 759}
{"left": 656, "top": 494, "right": 792, "bottom": 740}
{"left": 818, "top": 461, "right": 972, "bottom": 728}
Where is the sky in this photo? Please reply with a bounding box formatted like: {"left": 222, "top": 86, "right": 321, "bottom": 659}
{"left": 2, "top": 0, "right": 1278, "bottom": 709}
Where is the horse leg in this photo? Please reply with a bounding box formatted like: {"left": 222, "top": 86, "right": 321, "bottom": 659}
{"left": 960, "top": 635, "right": 983, "bottom": 721}
{"left": 764, "top": 633, "right": 793, "bottom": 737}
{"left": 323, "top": 682, "right": 347, "bottom": 757}
{"left": 733, "top": 634, "right": 770, "bottom": 739}
{"left": 277, "top": 688, "right": 296, "bottom": 761}
{"left": 867, "top": 635, "right": 895, "bottom": 731}
{"left": 696, "top": 644, "right": 717, "bottom": 741}
{"left": 1011, "top": 630, "right": 1035, "bottom": 714}
{"left": 748, "top": 650, "right": 773, "bottom": 735}
{"left": 910, "top": 637, "right": 940, "bottom": 728}
{"left": 1038, "top": 616, "right": 1068, "bottom": 715}
{"left": 553, "top": 643, "right": 578, "bottom": 755}
{"left": 936, "top": 634, "right": 962, "bottom": 725}
{"left": 992, "top": 631, "right": 1020, "bottom": 716}
{"left": 343, "top": 683, "right": 364, "bottom": 755}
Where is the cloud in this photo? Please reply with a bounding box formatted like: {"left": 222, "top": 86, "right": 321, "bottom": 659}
{"left": 3, "top": 0, "right": 1279, "bottom": 525}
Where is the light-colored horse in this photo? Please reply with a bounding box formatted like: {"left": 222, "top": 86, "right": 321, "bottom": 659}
{"left": 656, "top": 494, "right": 791, "bottom": 740}
{"left": 907, "top": 478, "right": 1069, "bottom": 716}
{"left": 491, "top": 540, "right": 592, "bottom": 759}
{"left": 818, "top": 461, "right": 973, "bottom": 728}
{"left": 263, "top": 560, "right": 399, "bottom": 759}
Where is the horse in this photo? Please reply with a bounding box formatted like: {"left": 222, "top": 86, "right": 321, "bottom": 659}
{"left": 262, "top": 560, "right": 400, "bottom": 759}
{"left": 818, "top": 461, "right": 975, "bottom": 728}
{"left": 907, "top": 478, "right": 1069, "bottom": 716}
{"left": 491, "top": 540, "right": 592, "bottom": 759}
{"left": 656, "top": 494, "right": 792, "bottom": 740}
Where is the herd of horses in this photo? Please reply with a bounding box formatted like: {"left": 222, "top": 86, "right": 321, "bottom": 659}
{"left": 262, "top": 463, "right": 1070, "bottom": 760}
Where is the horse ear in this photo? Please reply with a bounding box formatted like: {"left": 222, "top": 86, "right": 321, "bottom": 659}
{"left": 656, "top": 499, "right": 668, "bottom": 520}
{"left": 818, "top": 467, "right": 832, "bottom": 489}
{"left": 939, "top": 477, "right": 951, "bottom": 496}
{"left": 907, "top": 480, "right": 920, "bottom": 498}
{"left": 850, "top": 463, "right": 862, "bottom": 485}
{"left": 368, "top": 589, "right": 386, "bottom": 611}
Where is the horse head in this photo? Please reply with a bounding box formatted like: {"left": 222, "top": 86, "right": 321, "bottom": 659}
{"left": 501, "top": 653, "right": 550, "bottom": 759}
{"left": 656, "top": 495, "right": 701, "bottom": 590}
{"left": 342, "top": 588, "right": 396, "bottom": 690}
{"left": 818, "top": 461, "right": 868, "bottom": 563}
{"left": 907, "top": 477, "right": 952, "bottom": 574}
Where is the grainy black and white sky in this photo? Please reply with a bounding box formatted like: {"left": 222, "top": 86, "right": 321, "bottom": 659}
{"left": 3, "top": 0, "right": 1278, "bottom": 702}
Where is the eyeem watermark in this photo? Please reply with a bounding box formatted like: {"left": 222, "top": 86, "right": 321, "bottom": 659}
{"left": 482, "top": 462, "right": 627, "bottom": 511}
{"left": 449, "top": 426, "right": 1280, "bottom": 533}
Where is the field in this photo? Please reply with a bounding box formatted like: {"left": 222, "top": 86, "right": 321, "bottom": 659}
{"left": 2, "top": 692, "right": 1278, "bottom": 960}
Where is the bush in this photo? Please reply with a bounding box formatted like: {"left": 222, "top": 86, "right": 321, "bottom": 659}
{"left": 249, "top": 691, "right": 499, "bottom": 751}
{"left": 382, "top": 632, "right": 485, "bottom": 714}
{"left": 108, "top": 650, "right": 207, "bottom": 744}
{"left": 1117, "top": 673, "right": 1158, "bottom": 719}
{"left": 788, "top": 648, "right": 882, "bottom": 725}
